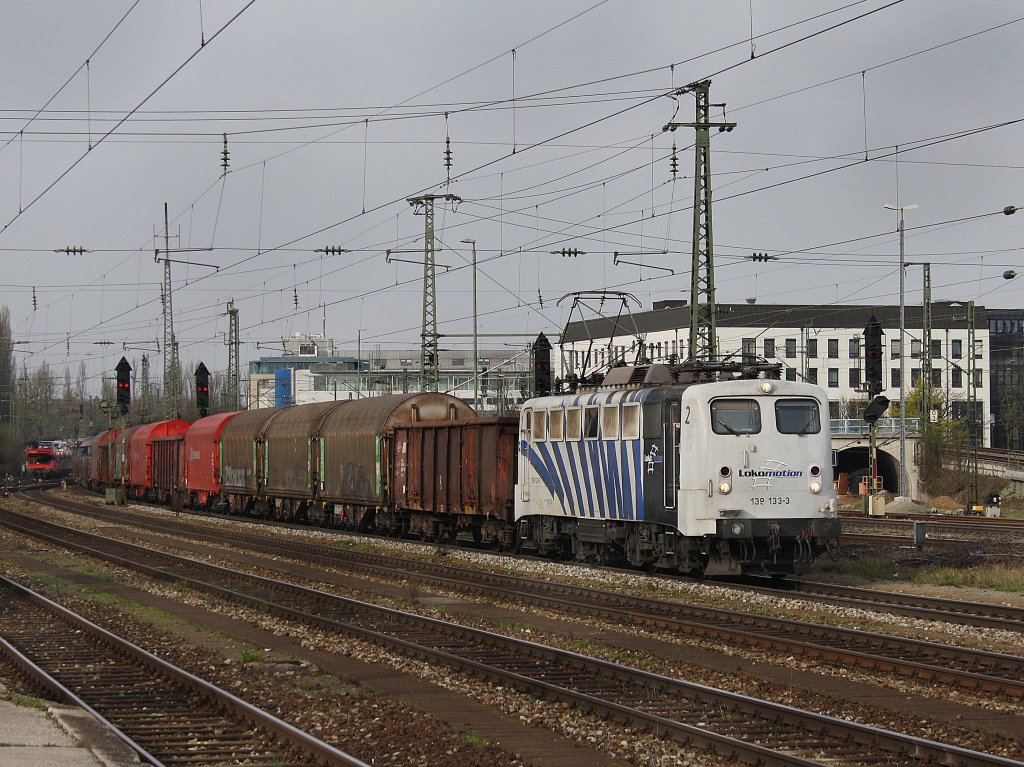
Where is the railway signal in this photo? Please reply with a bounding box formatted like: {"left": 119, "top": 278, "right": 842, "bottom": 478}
{"left": 864, "top": 316, "right": 884, "bottom": 398}
{"left": 195, "top": 362, "right": 210, "bottom": 417}
{"left": 533, "top": 333, "right": 552, "bottom": 397}
{"left": 115, "top": 357, "right": 132, "bottom": 415}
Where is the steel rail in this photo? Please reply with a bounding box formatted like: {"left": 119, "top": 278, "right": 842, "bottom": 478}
{"left": 0, "top": 573, "right": 369, "bottom": 767}
{"left": 21, "top": 490, "right": 1024, "bottom": 691}
{"left": 1, "top": 510, "right": 1021, "bottom": 767}
{"left": 32, "top": 488, "right": 1024, "bottom": 632}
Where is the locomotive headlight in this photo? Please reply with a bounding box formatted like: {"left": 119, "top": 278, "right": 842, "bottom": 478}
{"left": 809, "top": 465, "right": 822, "bottom": 493}
{"left": 759, "top": 380, "right": 774, "bottom": 394}
{"left": 719, "top": 481, "right": 732, "bottom": 494}
{"left": 730, "top": 522, "right": 745, "bottom": 536}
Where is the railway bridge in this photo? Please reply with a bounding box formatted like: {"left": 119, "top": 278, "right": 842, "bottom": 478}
{"left": 830, "top": 418, "right": 922, "bottom": 500}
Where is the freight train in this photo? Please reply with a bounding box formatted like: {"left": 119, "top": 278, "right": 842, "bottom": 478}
{"left": 24, "top": 440, "right": 72, "bottom": 479}
{"left": 74, "top": 361, "right": 840, "bottom": 576}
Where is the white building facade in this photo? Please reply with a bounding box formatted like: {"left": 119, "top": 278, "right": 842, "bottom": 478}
{"left": 560, "top": 301, "right": 991, "bottom": 445}
{"left": 246, "top": 333, "right": 531, "bottom": 414}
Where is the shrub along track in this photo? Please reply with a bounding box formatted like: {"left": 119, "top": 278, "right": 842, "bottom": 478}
{"left": 2, "top": 504, "right": 1023, "bottom": 767}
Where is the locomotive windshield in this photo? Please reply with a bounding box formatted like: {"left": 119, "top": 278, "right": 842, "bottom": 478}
{"left": 775, "top": 399, "right": 821, "bottom": 434}
{"left": 710, "top": 399, "right": 761, "bottom": 435}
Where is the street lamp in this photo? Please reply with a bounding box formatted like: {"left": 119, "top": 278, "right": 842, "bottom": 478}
{"left": 884, "top": 202, "right": 918, "bottom": 499}
{"left": 460, "top": 238, "right": 479, "bottom": 407}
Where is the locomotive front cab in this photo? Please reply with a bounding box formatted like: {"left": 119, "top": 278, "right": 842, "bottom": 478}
{"left": 677, "top": 378, "right": 839, "bottom": 575}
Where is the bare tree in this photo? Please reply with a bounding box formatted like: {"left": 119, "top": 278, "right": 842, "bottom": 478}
{"left": 0, "top": 306, "right": 15, "bottom": 472}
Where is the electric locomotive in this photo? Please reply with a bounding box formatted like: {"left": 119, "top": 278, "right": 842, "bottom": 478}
{"left": 24, "top": 440, "right": 72, "bottom": 479}
{"left": 515, "top": 361, "right": 839, "bottom": 576}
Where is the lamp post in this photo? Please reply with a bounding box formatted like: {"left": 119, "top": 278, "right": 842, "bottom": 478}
{"left": 884, "top": 203, "right": 918, "bottom": 498}
{"left": 460, "top": 238, "right": 479, "bottom": 407}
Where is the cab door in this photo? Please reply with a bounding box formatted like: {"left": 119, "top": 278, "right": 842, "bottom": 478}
{"left": 664, "top": 399, "right": 679, "bottom": 510}
{"left": 519, "top": 409, "right": 531, "bottom": 503}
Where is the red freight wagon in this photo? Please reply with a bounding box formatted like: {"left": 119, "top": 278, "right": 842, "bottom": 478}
{"left": 71, "top": 435, "right": 96, "bottom": 484}
{"left": 114, "top": 426, "right": 140, "bottom": 485}
{"left": 392, "top": 417, "right": 518, "bottom": 544}
{"left": 183, "top": 411, "right": 240, "bottom": 509}
{"left": 126, "top": 419, "right": 190, "bottom": 498}
{"left": 90, "top": 429, "right": 120, "bottom": 488}
{"left": 151, "top": 435, "right": 185, "bottom": 505}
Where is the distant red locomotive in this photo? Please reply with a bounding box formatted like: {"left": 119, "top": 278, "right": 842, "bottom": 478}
{"left": 24, "top": 440, "right": 72, "bottom": 479}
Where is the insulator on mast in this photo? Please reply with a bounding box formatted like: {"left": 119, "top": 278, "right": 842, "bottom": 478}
{"left": 443, "top": 112, "right": 453, "bottom": 185}
{"left": 221, "top": 133, "right": 229, "bottom": 175}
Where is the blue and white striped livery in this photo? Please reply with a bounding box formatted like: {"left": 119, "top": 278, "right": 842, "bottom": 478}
{"left": 514, "top": 362, "right": 840, "bottom": 576}
{"left": 519, "top": 388, "right": 647, "bottom": 521}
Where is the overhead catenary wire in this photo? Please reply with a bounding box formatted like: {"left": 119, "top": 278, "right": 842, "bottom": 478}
{"left": 10, "top": 2, "right": 1018, "bottom": 382}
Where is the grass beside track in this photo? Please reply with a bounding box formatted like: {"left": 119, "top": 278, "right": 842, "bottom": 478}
{"left": 813, "top": 554, "right": 1024, "bottom": 591}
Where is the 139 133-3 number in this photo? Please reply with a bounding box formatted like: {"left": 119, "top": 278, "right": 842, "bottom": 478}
{"left": 751, "top": 496, "right": 790, "bottom": 506}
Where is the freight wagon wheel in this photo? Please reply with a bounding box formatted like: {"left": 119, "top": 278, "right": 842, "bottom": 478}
{"left": 433, "top": 523, "right": 452, "bottom": 544}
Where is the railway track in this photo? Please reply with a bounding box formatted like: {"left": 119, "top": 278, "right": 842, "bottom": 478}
{"left": 839, "top": 510, "right": 1024, "bottom": 534}
{"left": 1, "top": 507, "right": 1021, "bottom": 767}
{"left": 0, "top": 573, "right": 367, "bottom": 767}
{"left": 747, "top": 577, "right": 1024, "bottom": 631}
{"left": 39, "top": 488, "right": 1024, "bottom": 632}
{"left": 17, "top": 489, "right": 1024, "bottom": 698}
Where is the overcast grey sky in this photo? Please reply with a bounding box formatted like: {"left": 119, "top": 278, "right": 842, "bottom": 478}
{"left": 1, "top": 0, "right": 1021, "bottom": 393}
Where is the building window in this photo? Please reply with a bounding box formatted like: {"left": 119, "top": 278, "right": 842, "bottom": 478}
{"left": 827, "top": 368, "right": 839, "bottom": 388}
{"left": 952, "top": 339, "right": 962, "bottom": 359}
{"left": 807, "top": 338, "right": 818, "bottom": 358}
{"left": 930, "top": 340, "right": 941, "bottom": 359}
{"left": 785, "top": 368, "right": 796, "bottom": 381}
{"left": 849, "top": 368, "right": 861, "bottom": 388}
{"left": 974, "top": 369, "right": 983, "bottom": 388}
{"left": 911, "top": 369, "right": 920, "bottom": 387}
{"left": 785, "top": 338, "right": 796, "bottom": 358}
{"left": 806, "top": 368, "right": 818, "bottom": 384}
{"left": 828, "top": 339, "right": 838, "bottom": 358}
{"left": 764, "top": 338, "right": 775, "bottom": 358}
{"left": 742, "top": 338, "right": 755, "bottom": 362}
{"left": 891, "top": 368, "right": 901, "bottom": 388}
{"left": 951, "top": 366, "right": 962, "bottom": 388}
{"left": 451, "top": 358, "right": 465, "bottom": 366}
{"left": 931, "top": 368, "right": 941, "bottom": 387}
{"left": 974, "top": 340, "right": 983, "bottom": 359}
{"left": 849, "top": 338, "right": 860, "bottom": 358}
{"left": 910, "top": 339, "right": 921, "bottom": 359}
{"left": 890, "top": 339, "right": 901, "bottom": 359}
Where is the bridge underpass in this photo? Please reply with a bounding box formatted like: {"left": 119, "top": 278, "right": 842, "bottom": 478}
{"left": 831, "top": 418, "right": 921, "bottom": 500}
